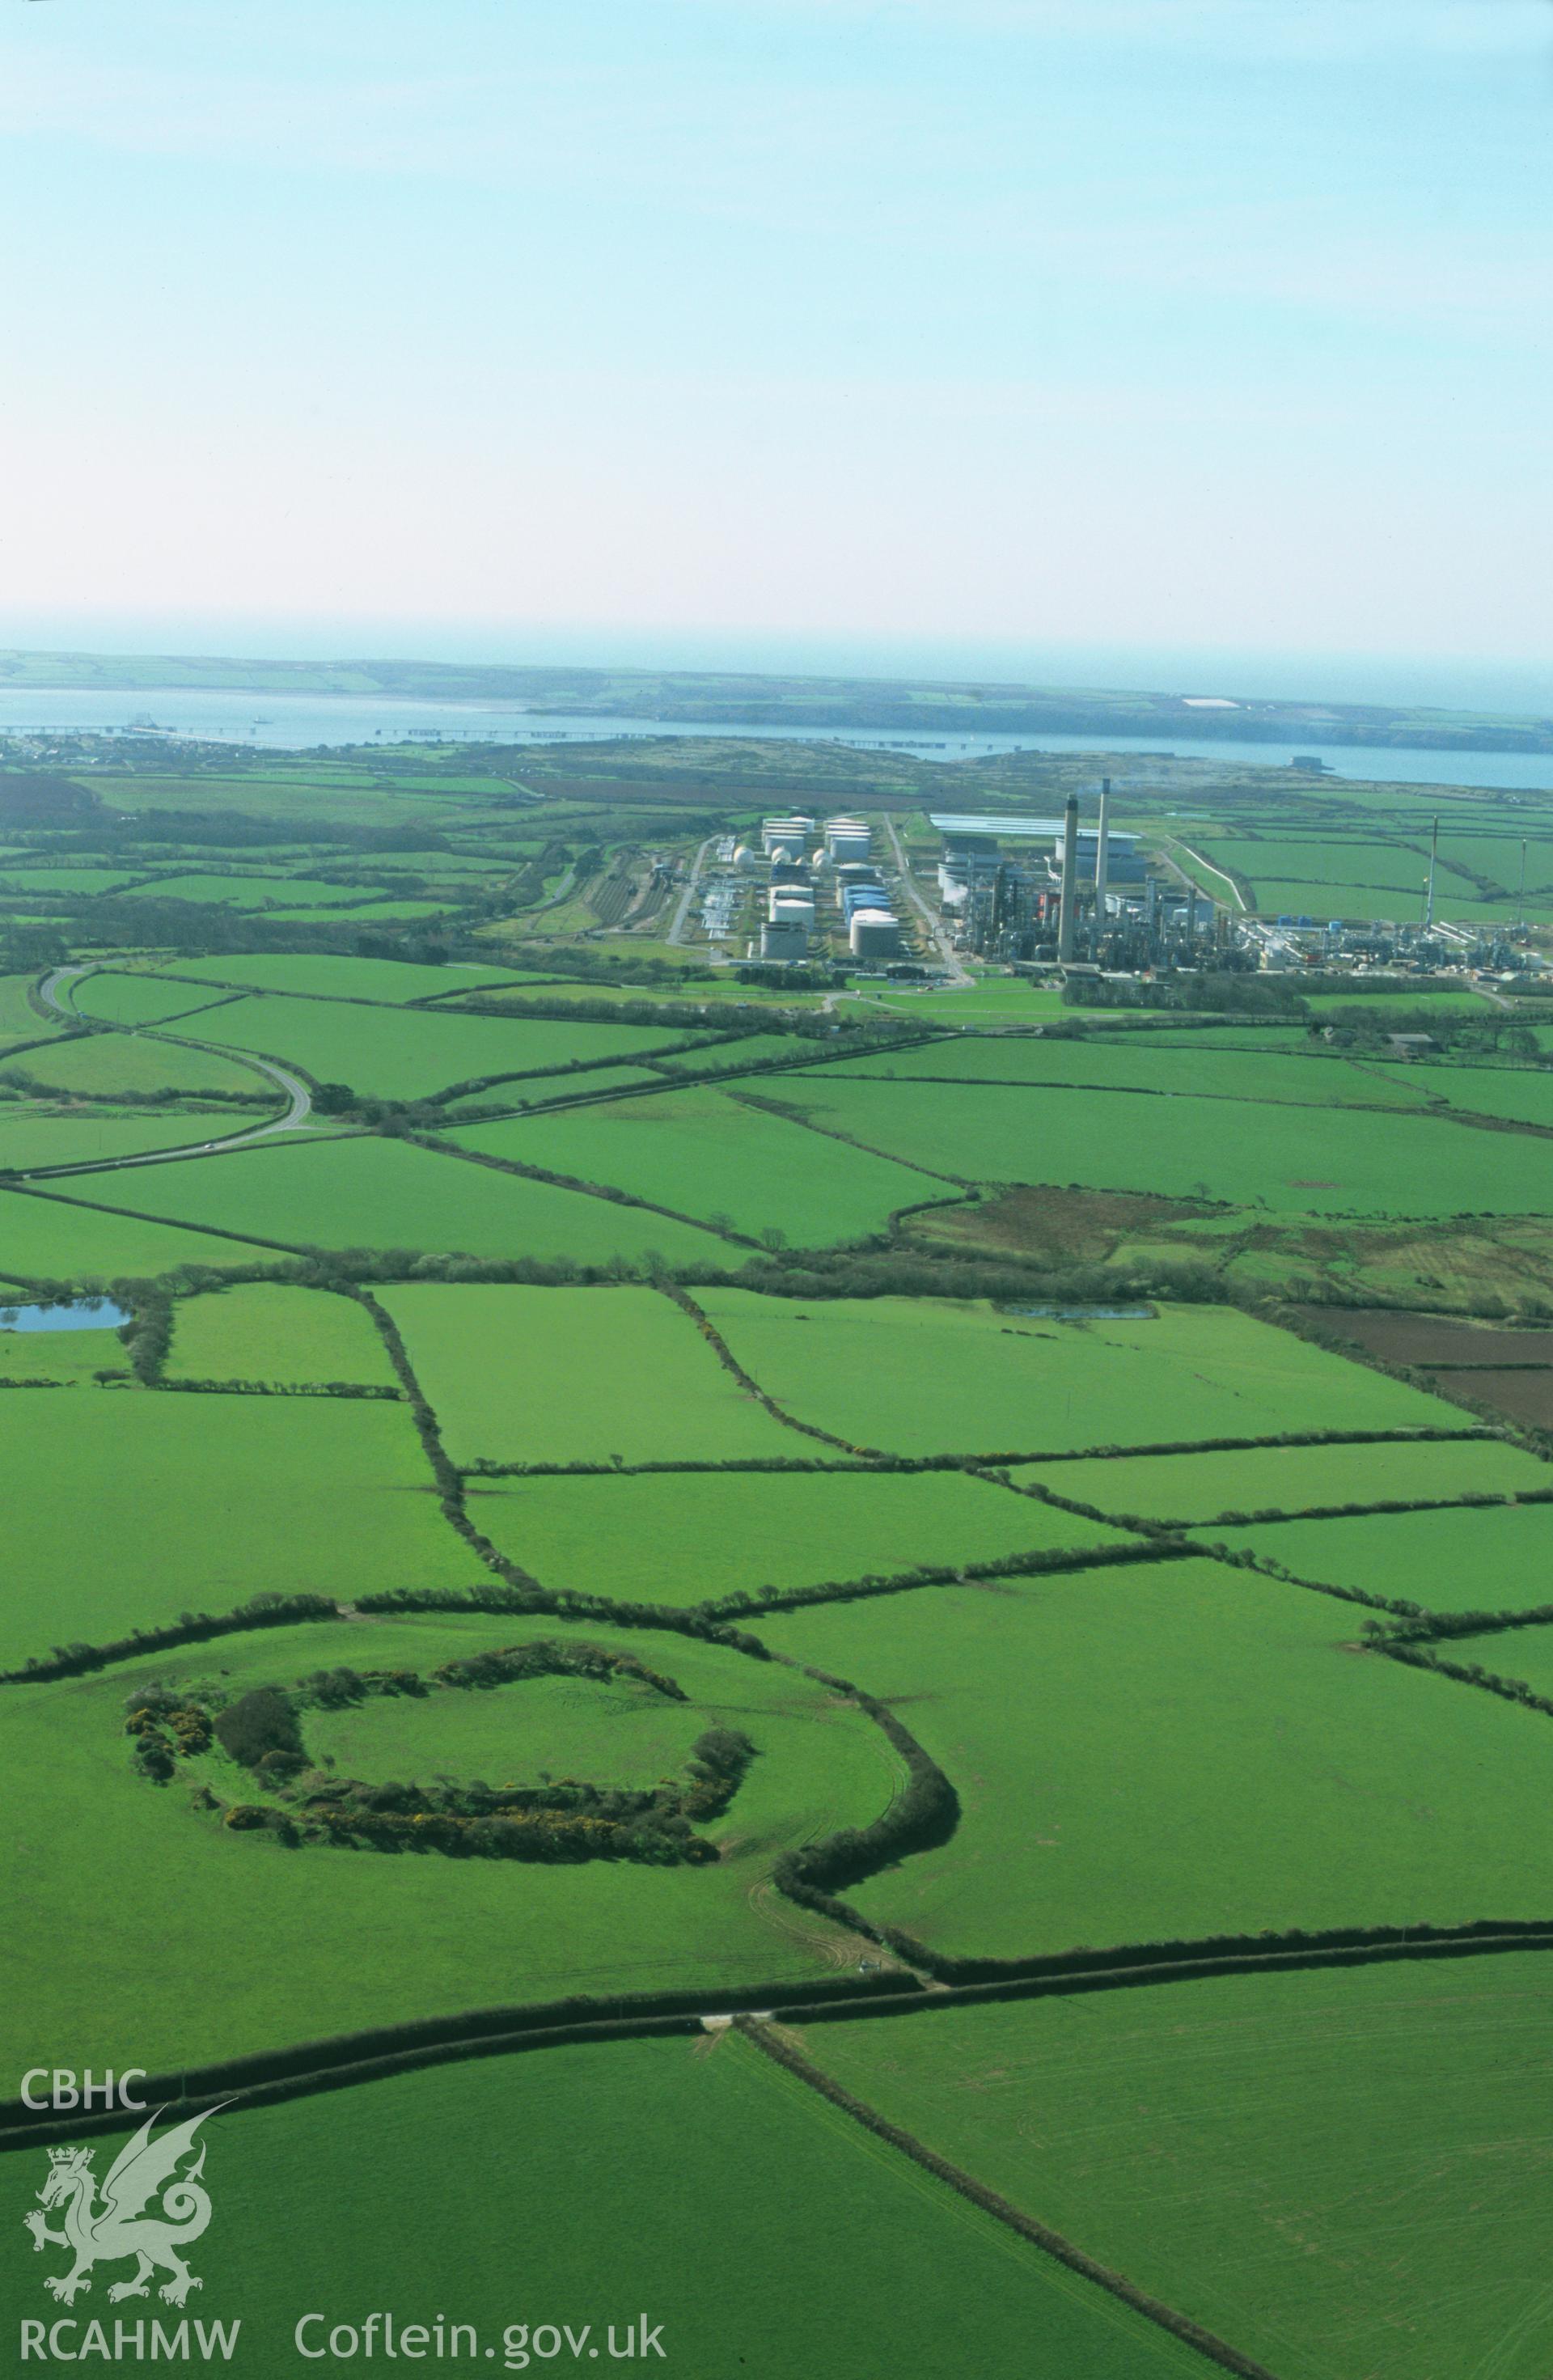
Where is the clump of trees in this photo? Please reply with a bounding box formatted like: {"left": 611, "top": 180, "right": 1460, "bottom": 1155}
{"left": 136, "top": 1650, "right": 757, "bottom": 1870}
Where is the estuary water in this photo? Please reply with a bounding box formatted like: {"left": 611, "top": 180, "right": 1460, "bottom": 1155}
{"left": 0, "top": 685, "right": 1550, "bottom": 791}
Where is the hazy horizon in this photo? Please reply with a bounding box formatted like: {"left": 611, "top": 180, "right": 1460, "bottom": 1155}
{"left": 2, "top": 1, "right": 1548, "bottom": 688}
{"left": 1, "top": 619, "right": 1551, "bottom": 723}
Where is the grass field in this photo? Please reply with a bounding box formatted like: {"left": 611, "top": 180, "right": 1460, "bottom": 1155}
{"left": 137, "top": 871, "right": 396, "bottom": 910}
{"left": 308, "top": 1666, "right": 713, "bottom": 1789}
{"left": 0, "top": 971, "right": 62, "bottom": 1045}
{"left": 0, "top": 1030, "right": 271, "bottom": 1099}
{"left": 70, "top": 972, "right": 244, "bottom": 1027}
{"left": 797, "top": 1956, "right": 1553, "bottom": 2380}
{"left": 475, "top": 1465, "right": 1131, "bottom": 1606}
{"left": 769, "top": 1072, "right": 1553, "bottom": 1218}
{"left": 446, "top": 1063, "right": 666, "bottom": 1111}
{"left": 142, "top": 954, "right": 557, "bottom": 1003}
{"left": 0, "top": 1184, "right": 261, "bottom": 1281}
{"left": 177, "top": 993, "right": 712, "bottom": 1100}
{"left": 1016, "top": 1436, "right": 1549, "bottom": 1524}
{"left": 166, "top": 1282, "right": 399, "bottom": 1387}
{"left": 0, "top": 1613, "right": 899, "bottom": 2072}
{"left": 0, "top": 1106, "right": 245, "bottom": 1172}
{"left": 0, "top": 2036, "right": 1207, "bottom": 2379}
{"left": 0, "top": 864, "right": 142, "bottom": 895}
{"left": 380, "top": 1283, "right": 798, "bottom": 1465}
{"left": 1212, "top": 1501, "right": 1553, "bottom": 1614}
{"left": 446, "top": 1086, "right": 949, "bottom": 1246}
{"left": 825, "top": 1034, "right": 1437, "bottom": 1109}
{"left": 693, "top": 1292, "right": 1459, "bottom": 1455}
{"left": 760, "top": 1558, "right": 1553, "bottom": 1958}
{"left": 0, "top": 1306, "right": 129, "bottom": 1381}
{"left": 843, "top": 981, "right": 1072, "bottom": 1025}
{"left": 57, "top": 1135, "right": 735, "bottom": 1264}
{"left": 0, "top": 1391, "right": 478, "bottom": 1666}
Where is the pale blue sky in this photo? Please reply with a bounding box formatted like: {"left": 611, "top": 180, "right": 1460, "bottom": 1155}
{"left": 0, "top": 0, "right": 1548, "bottom": 705}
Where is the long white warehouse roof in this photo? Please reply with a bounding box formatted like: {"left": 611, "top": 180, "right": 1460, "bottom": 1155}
{"left": 929, "top": 811, "right": 1136, "bottom": 845}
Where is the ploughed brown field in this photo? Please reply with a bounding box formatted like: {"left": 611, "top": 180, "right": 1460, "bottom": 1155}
{"left": 1300, "top": 1306, "right": 1553, "bottom": 1430}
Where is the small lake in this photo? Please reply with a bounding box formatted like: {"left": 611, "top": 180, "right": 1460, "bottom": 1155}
{"left": 1000, "top": 1302, "right": 1157, "bottom": 1321}
{"left": 0, "top": 687, "right": 1550, "bottom": 790}
{"left": 0, "top": 1297, "right": 129, "bottom": 1333}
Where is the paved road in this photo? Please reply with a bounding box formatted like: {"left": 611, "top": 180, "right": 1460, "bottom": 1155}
{"left": 24, "top": 965, "right": 314, "bottom": 1179}
{"left": 882, "top": 815, "right": 971, "bottom": 984}
{"left": 668, "top": 836, "right": 717, "bottom": 946}
{"left": 37, "top": 963, "right": 95, "bottom": 1018}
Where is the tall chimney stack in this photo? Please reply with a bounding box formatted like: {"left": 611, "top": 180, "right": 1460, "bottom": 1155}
{"left": 1058, "top": 795, "right": 1078, "bottom": 963}
{"left": 1424, "top": 815, "right": 1439, "bottom": 930}
{"left": 1094, "top": 778, "right": 1111, "bottom": 927}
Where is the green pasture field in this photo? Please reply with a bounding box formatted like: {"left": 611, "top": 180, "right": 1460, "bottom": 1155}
{"left": 798, "top": 1956, "right": 1553, "bottom": 2380}
{"left": 477, "top": 1062, "right": 667, "bottom": 1108}
{"left": 446, "top": 1086, "right": 948, "bottom": 1247}
{"left": 821, "top": 1034, "right": 1436, "bottom": 1109}
{"left": 1212, "top": 1500, "right": 1553, "bottom": 1614}
{"left": 1434, "top": 1623, "right": 1553, "bottom": 1692}
{"left": 475, "top": 1465, "right": 1131, "bottom": 1607}
{"left": 768, "top": 1072, "right": 1553, "bottom": 1218}
{"left": 843, "top": 981, "right": 1071, "bottom": 1025}
{"left": 180, "top": 991, "right": 708, "bottom": 1099}
{"left": 138, "top": 871, "right": 397, "bottom": 911}
{"left": 1187, "top": 833, "right": 1432, "bottom": 897}
{"left": 0, "top": 1030, "right": 270, "bottom": 1099}
{"left": 0, "top": 1614, "right": 899, "bottom": 2073}
{"left": 646, "top": 1030, "right": 809, "bottom": 1074}
{"left": 460, "top": 972, "right": 824, "bottom": 1009}
{"left": 165, "top": 952, "right": 560, "bottom": 1002}
{"left": 308, "top": 1666, "right": 713, "bottom": 1790}
{"left": 380, "top": 1283, "right": 796, "bottom": 1466}
{"left": 1300, "top": 983, "right": 1496, "bottom": 1012}
{"left": 0, "top": 865, "right": 142, "bottom": 895}
{"left": 0, "top": 2038, "right": 1203, "bottom": 2380}
{"left": 0, "top": 1391, "right": 478, "bottom": 1668}
{"left": 0, "top": 1107, "right": 242, "bottom": 1172}
{"left": 166, "top": 1282, "right": 398, "bottom": 1387}
{"left": 70, "top": 970, "right": 243, "bottom": 1027}
{"left": 693, "top": 1292, "right": 1458, "bottom": 1455}
{"left": 0, "top": 1184, "right": 260, "bottom": 1282}
{"left": 1017, "top": 1435, "right": 1548, "bottom": 1524}
{"left": 0, "top": 971, "right": 61, "bottom": 1045}
{"left": 760, "top": 1558, "right": 1553, "bottom": 1959}
{"left": 1399, "top": 1061, "right": 1553, "bottom": 1129}
{"left": 0, "top": 1306, "right": 128, "bottom": 1381}
{"left": 277, "top": 896, "right": 466, "bottom": 921}
{"left": 1253, "top": 879, "right": 1538, "bottom": 925}
{"left": 57, "top": 1135, "right": 734, "bottom": 1266}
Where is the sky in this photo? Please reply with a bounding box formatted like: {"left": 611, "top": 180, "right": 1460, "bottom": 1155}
{"left": 0, "top": 0, "right": 1549, "bottom": 708}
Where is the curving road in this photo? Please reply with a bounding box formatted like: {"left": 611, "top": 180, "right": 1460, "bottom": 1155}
{"left": 25, "top": 963, "right": 314, "bottom": 1179}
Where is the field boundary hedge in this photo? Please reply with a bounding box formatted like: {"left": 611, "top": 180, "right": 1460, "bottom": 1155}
{"left": 740, "top": 2021, "right": 1279, "bottom": 2380}
{"left": 8, "top": 1913, "right": 1553, "bottom": 2153}
{"left": 459, "top": 1422, "right": 1497, "bottom": 1480}
{"left": 411, "top": 1131, "right": 760, "bottom": 1250}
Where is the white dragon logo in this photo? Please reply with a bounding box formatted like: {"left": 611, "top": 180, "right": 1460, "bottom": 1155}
{"left": 23, "top": 2107, "right": 224, "bottom": 2308}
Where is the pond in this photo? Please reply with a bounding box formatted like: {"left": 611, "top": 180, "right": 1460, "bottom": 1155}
{"left": 999, "top": 1302, "right": 1157, "bottom": 1321}
{"left": 0, "top": 1297, "right": 129, "bottom": 1333}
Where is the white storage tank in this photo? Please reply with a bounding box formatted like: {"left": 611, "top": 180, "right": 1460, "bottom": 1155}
{"left": 849, "top": 908, "right": 902, "bottom": 959}
{"left": 760, "top": 921, "right": 809, "bottom": 962}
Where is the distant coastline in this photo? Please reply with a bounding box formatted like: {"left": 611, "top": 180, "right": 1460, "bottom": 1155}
{"left": 2, "top": 647, "right": 1551, "bottom": 757}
